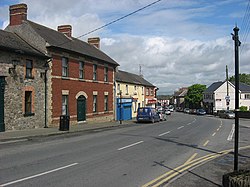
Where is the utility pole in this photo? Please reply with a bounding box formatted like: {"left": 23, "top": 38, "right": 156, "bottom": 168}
{"left": 226, "top": 65, "right": 229, "bottom": 110}
{"left": 232, "top": 26, "right": 241, "bottom": 171}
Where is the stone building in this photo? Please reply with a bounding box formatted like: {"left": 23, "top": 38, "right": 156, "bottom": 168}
{"left": 0, "top": 29, "right": 48, "bottom": 131}
{"left": 5, "top": 3, "right": 119, "bottom": 127}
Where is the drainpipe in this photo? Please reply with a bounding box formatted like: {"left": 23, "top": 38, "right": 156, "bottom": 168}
{"left": 44, "top": 60, "right": 50, "bottom": 128}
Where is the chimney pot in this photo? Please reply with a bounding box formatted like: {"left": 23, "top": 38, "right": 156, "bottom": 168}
{"left": 88, "top": 37, "right": 100, "bottom": 49}
{"left": 9, "top": 3, "right": 27, "bottom": 26}
{"left": 57, "top": 25, "right": 72, "bottom": 37}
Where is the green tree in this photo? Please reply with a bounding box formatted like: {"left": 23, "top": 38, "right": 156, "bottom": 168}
{"left": 229, "top": 73, "right": 250, "bottom": 85}
{"left": 185, "top": 84, "right": 206, "bottom": 109}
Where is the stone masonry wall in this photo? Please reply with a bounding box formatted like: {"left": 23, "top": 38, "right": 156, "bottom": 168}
{"left": 0, "top": 50, "right": 46, "bottom": 130}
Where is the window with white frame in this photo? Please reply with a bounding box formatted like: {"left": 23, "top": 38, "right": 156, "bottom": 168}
{"left": 104, "top": 95, "right": 108, "bottom": 111}
{"left": 142, "top": 87, "right": 144, "bottom": 95}
{"left": 62, "top": 95, "right": 68, "bottom": 115}
{"left": 146, "top": 88, "right": 149, "bottom": 96}
{"left": 79, "top": 61, "right": 84, "bottom": 79}
{"left": 104, "top": 67, "right": 108, "bottom": 82}
{"left": 126, "top": 85, "right": 128, "bottom": 95}
{"left": 245, "top": 94, "right": 250, "bottom": 99}
{"left": 93, "top": 64, "right": 97, "bottom": 81}
{"left": 62, "top": 57, "right": 68, "bottom": 77}
{"left": 117, "top": 84, "right": 120, "bottom": 93}
{"left": 93, "top": 95, "right": 97, "bottom": 112}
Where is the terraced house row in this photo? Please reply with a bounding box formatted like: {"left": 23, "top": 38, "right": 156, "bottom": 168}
{"left": 0, "top": 3, "right": 157, "bottom": 131}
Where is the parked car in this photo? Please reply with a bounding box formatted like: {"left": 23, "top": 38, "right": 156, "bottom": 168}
{"left": 136, "top": 107, "right": 160, "bottom": 123}
{"left": 165, "top": 109, "right": 171, "bottom": 115}
{"left": 196, "top": 109, "right": 206, "bottom": 115}
{"left": 218, "top": 110, "right": 235, "bottom": 119}
{"left": 184, "top": 108, "right": 190, "bottom": 113}
{"left": 157, "top": 111, "right": 167, "bottom": 121}
{"left": 168, "top": 105, "right": 174, "bottom": 112}
{"left": 189, "top": 109, "right": 197, "bottom": 114}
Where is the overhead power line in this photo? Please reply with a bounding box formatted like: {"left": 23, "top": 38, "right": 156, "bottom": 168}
{"left": 76, "top": 0, "right": 162, "bottom": 39}
{"left": 240, "top": 0, "right": 250, "bottom": 54}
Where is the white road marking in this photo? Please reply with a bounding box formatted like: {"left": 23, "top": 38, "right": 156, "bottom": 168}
{"left": 158, "top": 131, "right": 171, "bottom": 137}
{"left": 0, "top": 163, "right": 79, "bottom": 186}
{"left": 227, "top": 124, "right": 235, "bottom": 141}
{"left": 177, "top": 126, "right": 184, "bottom": 130}
{"left": 118, "top": 141, "right": 144, "bottom": 151}
{"left": 212, "top": 132, "right": 216, "bottom": 137}
{"left": 0, "top": 139, "right": 28, "bottom": 145}
{"left": 186, "top": 123, "right": 191, "bottom": 126}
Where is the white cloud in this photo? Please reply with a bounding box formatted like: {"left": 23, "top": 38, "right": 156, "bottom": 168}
{"left": 0, "top": 0, "right": 249, "bottom": 95}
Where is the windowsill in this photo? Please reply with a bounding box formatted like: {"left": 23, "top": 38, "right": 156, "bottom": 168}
{"left": 79, "top": 78, "right": 85, "bottom": 82}
{"left": 24, "top": 113, "right": 35, "bottom": 117}
{"left": 93, "top": 112, "right": 98, "bottom": 115}
{"left": 62, "top": 77, "right": 70, "bottom": 80}
{"left": 93, "top": 80, "right": 98, "bottom": 83}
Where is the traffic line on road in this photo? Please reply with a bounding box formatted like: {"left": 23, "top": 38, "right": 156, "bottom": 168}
{"left": 177, "top": 126, "right": 184, "bottom": 130}
{"left": 217, "top": 128, "right": 220, "bottom": 131}
{"left": 0, "top": 163, "right": 79, "bottom": 186}
{"left": 212, "top": 132, "right": 216, "bottom": 137}
{"left": 227, "top": 124, "right": 235, "bottom": 141}
{"left": 184, "top": 153, "right": 198, "bottom": 165}
{"left": 203, "top": 140, "right": 209, "bottom": 147}
{"left": 142, "top": 145, "right": 250, "bottom": 187}
{"left": 158, "top": 131, "right": 171, "bottom": 137}
{"left": 117, "top": 141, "right": 144, "bottom": 151}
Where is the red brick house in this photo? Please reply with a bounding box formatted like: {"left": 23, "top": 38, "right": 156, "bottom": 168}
{"left": 6, "top": 3, "right": 119, "bottom": 126}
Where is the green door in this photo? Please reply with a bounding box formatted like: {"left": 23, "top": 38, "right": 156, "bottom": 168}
{"left": 0, "top": 77, "right": 5, "bottom": 132}
{"left": 77, "top": 95, "right": 86, "bottom": 121}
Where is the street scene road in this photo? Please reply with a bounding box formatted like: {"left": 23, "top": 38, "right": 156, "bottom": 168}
{"left": 1, "top": 112, "right": 249, "bottom": 187}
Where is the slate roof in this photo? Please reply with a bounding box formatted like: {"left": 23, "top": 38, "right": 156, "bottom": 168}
{"left": 204, "top": 81, "right": 250, "bottom": 93}
{"left": 115, "top": 70, "right": 155, "bottom": 87}
{"left": 204, "top": 81, "right": 224, "bottom": 93}
{"left": 173, "top": 88, "right": 188, "bottom": 97}
{"left": 27, "top": 21, "right": 119, "bottom": 66}
{"left": 0, "top": 29, "right": 46, "bottom": 57}
{"left": 231, "top": 81, "right": 250, "bottom": 93}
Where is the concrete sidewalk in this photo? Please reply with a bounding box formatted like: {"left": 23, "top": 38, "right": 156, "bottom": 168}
{"left": 0, "top": 120, "right": 135, "bottom": 143}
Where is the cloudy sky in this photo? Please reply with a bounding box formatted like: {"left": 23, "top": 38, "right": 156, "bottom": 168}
{"left": 1, "top": 0, "right": 249, "bottom": 94}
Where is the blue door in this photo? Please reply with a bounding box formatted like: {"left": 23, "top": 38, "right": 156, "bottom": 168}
{"left": 116, "top": 98, "right": 132, "bottom": 121}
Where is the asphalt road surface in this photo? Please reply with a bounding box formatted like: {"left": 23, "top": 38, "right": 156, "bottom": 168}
{"left": 0, "top": 112, "right": 246, "bottom": 187}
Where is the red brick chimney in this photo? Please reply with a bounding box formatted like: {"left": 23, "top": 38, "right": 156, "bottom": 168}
{"left": 57, "top": 25, "right": 72, "bottom": 37}
{"left": 88, "top": 37, "right": 100, "bottom": 49}
{"left": 9, "top": 3, "right": 27, "bottom": 26}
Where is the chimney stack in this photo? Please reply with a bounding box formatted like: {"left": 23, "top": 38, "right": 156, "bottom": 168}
{"left": 88, "top": 37, "right": 100, "bottom": 49}
{"left": 9, "top": 3, "right": 27, "bottom": 26}
{"left": 57, "top": 25, "right": 72, "bottom": 37}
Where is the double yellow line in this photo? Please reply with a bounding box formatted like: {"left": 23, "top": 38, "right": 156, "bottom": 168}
{"left": 142, "top": 145, "right": 250, "bottom": 187}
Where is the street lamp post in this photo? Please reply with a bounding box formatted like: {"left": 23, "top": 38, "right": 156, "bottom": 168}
{"left": 232, "top": 26, "right": 241, "bottom": 171}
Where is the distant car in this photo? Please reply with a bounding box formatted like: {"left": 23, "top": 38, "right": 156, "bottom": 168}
{"left": 157, "top": 111, "right": 167, "bottom": 121}
{"left": 196, "top": 109, "right": 206, "bottom": 115}
{"left": 218, "top": 110, "right": 235, "bottom": 119}
{"left": 136, "top": 107, "right": 160, "bottom": 123}
{"left": 184, "top": 108, "right": 190, "bottom": 113}
{"left": 189, "top": 109, "right": 197, "bottom": 114}
{"left": 168, "top": 106, "right": 174, "bottom": 112}
{"left": 165, "top": 109, "right": 171, "bottom": 115}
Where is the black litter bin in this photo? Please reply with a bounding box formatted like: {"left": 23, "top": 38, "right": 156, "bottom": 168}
{"left": 59, "top": 115, "right": 70, "bottom": 131}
